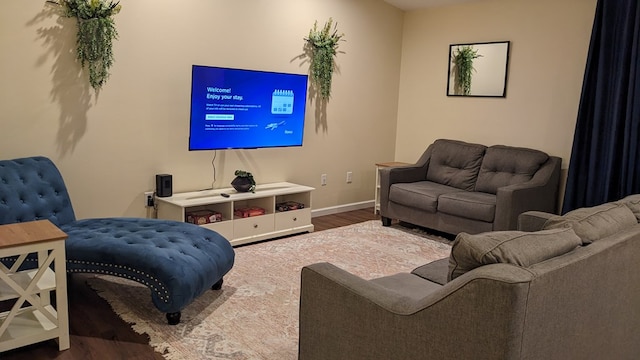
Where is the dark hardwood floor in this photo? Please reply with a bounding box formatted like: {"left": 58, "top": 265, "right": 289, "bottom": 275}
{"left": 2, "top": 208, "right": 379, "bottom": 359}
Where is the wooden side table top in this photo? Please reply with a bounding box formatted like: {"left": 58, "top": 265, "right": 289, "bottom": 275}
{"left": 0, "top": 220, "right": 67, "bottom": 249}
{"left": 375, "top": 161, "right": 410, "bottom": 168}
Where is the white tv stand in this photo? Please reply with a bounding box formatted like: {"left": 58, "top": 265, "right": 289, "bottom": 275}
{"left": 155, "top": 182, "right": 314, "bottom": 246}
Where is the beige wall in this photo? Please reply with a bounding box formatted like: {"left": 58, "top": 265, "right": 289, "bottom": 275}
{"left": 0, "top": 0, "right": 403, "bottom": 218}
{"left": 0, "top": 0, "right": 599, "bottom": 220}
{"left": 396, "top": 0, "right": 597, "bottom": 167}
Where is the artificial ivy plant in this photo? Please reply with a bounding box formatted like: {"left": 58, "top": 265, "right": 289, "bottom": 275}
{"left": 52, "top": 0, "right": 121, "bottom": 91}
{"left": 304, "top": 18, "right": 345, "bottom": 100}
{"left": 452, "top": 45, "right": 482, "bottom": 96}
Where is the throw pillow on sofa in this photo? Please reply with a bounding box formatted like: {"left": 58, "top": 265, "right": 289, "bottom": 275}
{"left": 448, "top": 227, "right": 581, "bottom": 281}
{"left": 425, "top": 139, "right": 486, "bottom": 191}
{"left": 475, "top": 145, "right": 549, "bottom": 194}
{"left": 543, "top": 202, "right": 637, "bottom": 244}
{"left": 616, "top": 194, "right": 640, "bottom": 222}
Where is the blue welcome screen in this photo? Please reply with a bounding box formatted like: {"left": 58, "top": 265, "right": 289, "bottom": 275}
{"left": 189, "top": 65, "right": 309, "bottom": 150}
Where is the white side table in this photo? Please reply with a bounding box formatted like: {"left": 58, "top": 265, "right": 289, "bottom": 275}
{"left": 0, "top": 220, "right": 69, "bottom": 352}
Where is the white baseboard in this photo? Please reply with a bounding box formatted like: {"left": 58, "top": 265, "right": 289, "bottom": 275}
{"left": 311, "top": 200, "right": 374, "bottom": 218}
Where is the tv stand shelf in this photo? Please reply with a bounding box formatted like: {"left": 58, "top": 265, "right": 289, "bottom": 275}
{"left": 155, "top": 182, "right": 314, "bottom": 246}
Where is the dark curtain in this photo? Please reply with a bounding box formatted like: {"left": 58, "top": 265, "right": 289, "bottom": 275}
{"left": 562, "top": 0, "right": 640, "bottom": 213}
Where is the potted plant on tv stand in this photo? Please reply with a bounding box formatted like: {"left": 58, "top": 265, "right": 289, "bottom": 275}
{"left": 231, "top": 170, "right": 256, "bottom": 193}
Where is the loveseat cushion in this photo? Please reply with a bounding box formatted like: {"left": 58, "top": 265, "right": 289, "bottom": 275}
{"left": 426, "top": 139, "right": 486, "bottom": 191}
{"left": 448, "top": 227, "right": 581, "bottom": 281}
{"left": 543, "top": 202, "right": 637, "bottom": 244}
{"left": 370, "top": 273, "right": 442, "bottom": 302}
{"left": 411, "top": 258, "right": 449, "bottom": 285}
{"left": 437, "top": 191, "right": 496, "bottom": 222}
{"left": 475, "top": 145, "right": 549, "bottom": 194}
{"left": 616, "top": 194, "right": 640, "bottom": 222}
{"left": 389, "top": 181, "right": 462, "bottom": 212}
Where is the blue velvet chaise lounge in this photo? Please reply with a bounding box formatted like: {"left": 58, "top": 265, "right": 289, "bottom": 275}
{"left": 0, "top": 156, "right": 235, "bottom": 325}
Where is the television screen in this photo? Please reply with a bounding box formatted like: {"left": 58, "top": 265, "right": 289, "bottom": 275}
{"left": 189, "top": 65, "right": 309, "bottom": 150}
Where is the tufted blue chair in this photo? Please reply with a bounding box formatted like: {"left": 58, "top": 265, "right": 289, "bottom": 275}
{"left": 0, "top": 156, "right": 75, "bottom": 226}
{"left": 0, "top": 156, "right": 235, "bottom": 325}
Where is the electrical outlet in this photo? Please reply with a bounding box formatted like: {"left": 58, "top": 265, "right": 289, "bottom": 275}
{"left": 144, "top": 191, "right": 154, "bottom": 207}
{"left": 346, "top": 171, "right": 353, "bottom": 183}
{"left": 321, "top": 174, "right": 327, "bottom": 186}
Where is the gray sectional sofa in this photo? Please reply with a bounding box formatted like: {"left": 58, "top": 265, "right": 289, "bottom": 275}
{"left": 299, "top": 195, "right": 640, "bottom": 360}
{"left": 379, "top": 139, "right": 561, "bottom": 235}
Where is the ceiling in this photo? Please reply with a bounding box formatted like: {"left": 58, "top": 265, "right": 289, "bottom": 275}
{"left": 383, "top": 0, "right": 483, "bottom": 11}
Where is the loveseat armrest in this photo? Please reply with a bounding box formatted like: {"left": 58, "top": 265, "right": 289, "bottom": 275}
{"left": 518, "top": 211, "right": 555, "bottom": 232}
{"left": 494, "top": 156, "right": 561, "bottom": 230}
{"left": 379, "top": 148, "right": 432, "bottom": 216}
{"left": 300, "top": 262, "right": 438, "bottom": 360}
{"left": 300, "top": 263, "right": 433, "bottom": 317}
{"left": 299, "top": 262, "right": 534, "bottom": 360}
{"left": 379, "top": 165, "right": 428, "bottom": 216}
{"left": 380, "top": 164, "right": 427, "bottom": 185}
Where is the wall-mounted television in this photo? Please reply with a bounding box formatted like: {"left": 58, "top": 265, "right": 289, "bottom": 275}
{"left": 189, "top": 65, "right": 309, "bottom": 151}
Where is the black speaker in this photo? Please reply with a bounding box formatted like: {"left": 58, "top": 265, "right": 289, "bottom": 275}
{"left": 156, "top": 174, "right": 172, "bottom": 197}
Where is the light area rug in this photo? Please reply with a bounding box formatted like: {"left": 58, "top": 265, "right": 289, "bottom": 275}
{"left": 86, "top": 220, "right": 452, "bottom": 359}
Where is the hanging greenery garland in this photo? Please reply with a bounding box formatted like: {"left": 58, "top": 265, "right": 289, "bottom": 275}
{"left": 51, "top": 0, "right": 121, "bottom": 91}
{"left": 304, "top": 18, "right": 345, "bottom": 100}
{"left": 452, "top": 45, "right": 482, "bottom": 96}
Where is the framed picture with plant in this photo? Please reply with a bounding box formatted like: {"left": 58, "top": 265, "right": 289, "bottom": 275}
{"left": 446, "top": 41, "right": 511, "bottom": 97}
{"left": 47, "top": 0, "right": 122, "bottom": 91}
{"left": 304, "top": 18, "right": 345, "bottom": 100}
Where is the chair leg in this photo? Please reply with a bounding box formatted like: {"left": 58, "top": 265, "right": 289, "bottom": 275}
{"left": 212, "top": 278, "right": 223, "bottom": 290}
{"left": 166, "top": 312, "right": 181, "bottom": 325}
{"left": 165, "top": 278, "right": 222, "bottom": 325}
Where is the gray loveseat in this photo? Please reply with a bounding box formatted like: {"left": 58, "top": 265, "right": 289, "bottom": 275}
{"left": 299, "top": 195, "right": 640, "bottom": 359}
{"left": 380, "top": 139, "right": 561, "bottom": 235}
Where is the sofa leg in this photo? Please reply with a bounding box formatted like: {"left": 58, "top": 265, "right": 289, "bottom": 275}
{"left": 381, "top": 217, "right": 392, "bottom": 227}
{"left": 166, "top": 312, "right": 181, "bottom": 325}
{"left": 212, "top": 278, "right": 223, "bottom": 290}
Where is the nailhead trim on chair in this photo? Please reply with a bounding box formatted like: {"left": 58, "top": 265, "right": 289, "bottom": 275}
{"left": 68, "top": 259, "right": 170, "bottom": 302}
{"left": 9, "top": 257, "right": 172, "bottom": 303}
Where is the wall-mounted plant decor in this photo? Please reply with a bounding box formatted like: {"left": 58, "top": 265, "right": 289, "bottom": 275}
{"left": 451, "top": 45, "right": 481, "bottom": 96}
{"left": 304, "top": 18, "right": 345, "bottom": 100}
{"left": 49, "top": 0, "right": 121, "bottom": 91}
